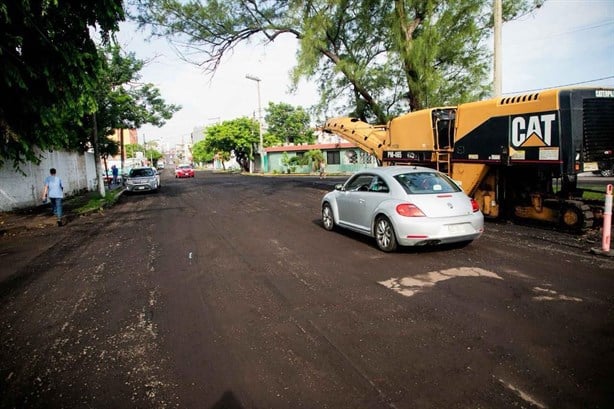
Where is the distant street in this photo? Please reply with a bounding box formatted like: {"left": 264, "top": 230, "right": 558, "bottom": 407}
{"left": 1, "top": 170, "right": 613, "bottom": 409}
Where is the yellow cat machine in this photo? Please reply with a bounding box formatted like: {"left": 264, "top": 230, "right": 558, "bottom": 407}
{"left": 323, "top": 87, "right": 614, "bottom": 230}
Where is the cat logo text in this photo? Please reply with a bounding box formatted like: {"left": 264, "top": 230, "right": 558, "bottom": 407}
{"left": 511, "top": 113, "right": 557, "bottom": 148}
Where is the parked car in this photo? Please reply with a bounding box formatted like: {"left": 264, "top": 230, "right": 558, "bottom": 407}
{"left": 175, "top": 164, "right": 194, "bottom": 178}
{"left": 102, "top": 169, "right": 122, "bottom": 185}
{"left": 321, "top": 166, "right": 484, "bottom": 252}
{"left": 124, "top": 166, "right": 161, "bottom": 193}
{"left": 597, "top": 160, "right": 614, "bottom": 177}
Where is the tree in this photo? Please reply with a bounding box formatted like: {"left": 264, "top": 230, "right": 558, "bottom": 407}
{"left": 305, "top": 149, "right": 325, "bottom": 172}
{"left": 91, "top": 45, "right": 181, "bottom": 144}
{"left": 132, "top": 0, "right": 543, "bottom": 124}
{"left": 264, "top": 102, "right": 314, "bottom": 145}
{"left": 0, "top": 0, "right": 124, "bottom": 168}
{"left": 100, "top": 137, "right": 120, "bottom": 186}
{"left": 124, "top": 143, "right": 144, "bottom": 159}
{"left": 203, "top": 117, "right": 259, "bottom": 172}
{"left": 84, "top": 44, "right": 180, "bottom": 195}
{"left": 192, "top": 139, "right": 215, "bottom": 164}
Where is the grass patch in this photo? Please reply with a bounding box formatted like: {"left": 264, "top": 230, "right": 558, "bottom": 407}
{"left": 577, "top": 183, "right": 607, "bottom": 201}
{"left": 74, "top": 189, "right": 122, "bottom": 214}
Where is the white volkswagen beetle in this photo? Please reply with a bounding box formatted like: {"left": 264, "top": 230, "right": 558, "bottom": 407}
{"left": 321, "top": 166, "right": 484, "bottom": 252}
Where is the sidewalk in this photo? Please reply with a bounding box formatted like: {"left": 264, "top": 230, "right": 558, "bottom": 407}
{"left": 0, "top": 184, "right": 124, "bottom": 236}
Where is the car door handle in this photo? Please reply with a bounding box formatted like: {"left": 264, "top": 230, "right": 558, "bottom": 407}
{"left": 359, "top": 199, "right": 366, "bottom": 204}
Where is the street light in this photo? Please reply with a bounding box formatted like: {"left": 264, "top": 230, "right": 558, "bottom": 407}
{"left": 246, "top": 74, "right": 264, "bottom": 172}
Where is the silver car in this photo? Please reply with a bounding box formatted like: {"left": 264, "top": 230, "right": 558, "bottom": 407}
{"left": 321, "top": 166, "right": 484, "bottom": 252}
{"left": 125, "top": 167, "right": 161, "bottom": 193}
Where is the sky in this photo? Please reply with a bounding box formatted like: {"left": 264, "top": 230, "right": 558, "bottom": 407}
{"left": 116, "top": 0, "right": 614, "bottom": 147}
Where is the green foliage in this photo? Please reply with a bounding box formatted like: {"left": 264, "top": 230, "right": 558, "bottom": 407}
{"left": 203, "top": 117, "right": 259, "bottom": 171}
{"left": 124, "top": 143, "right": 143, "bottom": 159}
{"left": 280, "top": 152, "right": 294, "bottom": 173}
{"left": 133, "top": 0, "right": 543, "bottom": 124}
{"left": 280, "top": 151, "right": 313, "bottom": 173}
{"left": 87, "top": 44, "right": 181, "bottom": 152}
{"left": 76, "top": 188, "right": 122, "bottom": 214}
{"left": 123, "top": 142, "right": 161, "bottom": 162}
{"left": 264, "top": 102, "right": 314, "bottom": 145}
{"left": 305, "top": 149, "right": 325, "bottom": 171}
{"left": 146, "top": 147, "right": 163, "bottom": 162}
{"left": 192, "top": 139, "right": 215, "bottom": 163}
{"left": 0, "top": 7, "right": 180, "bottom": 170}
{"left": 99, "top": 137, "right": 120, "bottom": 158}
{"left": 0, "top": 0, "right": 125, "bottom": 168}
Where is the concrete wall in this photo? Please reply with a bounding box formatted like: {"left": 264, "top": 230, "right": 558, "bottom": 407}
{"left": 0, "top": 150, "right": 97, "bottom": 211}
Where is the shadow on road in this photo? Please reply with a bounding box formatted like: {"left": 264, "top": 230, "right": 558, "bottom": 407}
{"left": 209, "top": 391, "right": 245, "bottom": 409}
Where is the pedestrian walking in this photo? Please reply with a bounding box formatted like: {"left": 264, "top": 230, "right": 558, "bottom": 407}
{"left": 319, "top": 160, "right": 326, "bottom": 179}
{"left": 42, "top": 168, "right": 64, "bottom": 226}
{"left": 111, "top": 165, "right": 119, "bottom": 185}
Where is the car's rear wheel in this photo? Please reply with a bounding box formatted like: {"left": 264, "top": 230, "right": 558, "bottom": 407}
{"left": 375, "top": 216, "right": 398, "bottom": 252}
{"left": 322, "top": 203, "right": 335, "bottom": 231}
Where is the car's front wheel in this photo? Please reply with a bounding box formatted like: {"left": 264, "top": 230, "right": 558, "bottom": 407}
{"left": 374, "top": 216, "right": 398, "bottom": 252}
{"left": 322, "top": 203, "right": 335, "bottom": 231}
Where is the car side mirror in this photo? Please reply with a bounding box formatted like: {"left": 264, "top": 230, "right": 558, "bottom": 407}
{"left": 334, "top": 183, "right": 344, "bottom": 191}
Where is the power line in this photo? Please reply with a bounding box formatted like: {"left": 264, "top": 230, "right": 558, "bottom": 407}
{"left": 505, "top": 21, "right": 614, "bottom": 46}
{"left": 505, "top": 75, "right": 614, "bottom": 95}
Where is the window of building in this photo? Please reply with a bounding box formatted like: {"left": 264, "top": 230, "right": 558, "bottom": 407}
{"left": 327, "top": 150, "right": 340, "bottom": 165}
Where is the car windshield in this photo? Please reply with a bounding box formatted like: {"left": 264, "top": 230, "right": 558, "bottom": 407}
{"left": 129, "top": 168, "right": 155, "bottom": 177}
{"left": 178, "top": 165, "right": 191, "bottom": 169}
{"left": 394, "top": 172, "right": 461, "bottom": 194}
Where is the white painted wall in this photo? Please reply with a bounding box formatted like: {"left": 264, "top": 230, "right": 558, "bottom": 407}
{"left": 0, "top": 150, "right": 97, "bottom": 211}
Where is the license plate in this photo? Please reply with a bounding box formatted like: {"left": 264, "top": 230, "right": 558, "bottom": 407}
{"left": 447, "top": 223, "right": 471, "bottom": 234}
{"left": 137, "top": 186, "right": 145, "bottom": 190}
{"left": 583, "top": 162, "right": 598, "bottom": 172}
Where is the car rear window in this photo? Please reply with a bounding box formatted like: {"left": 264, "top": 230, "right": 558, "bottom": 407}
{"left": 394, "top": 172, "right": 461, "bottom": 194}
{"left": 178, "top": 165, "right": 191, "bottom": 169}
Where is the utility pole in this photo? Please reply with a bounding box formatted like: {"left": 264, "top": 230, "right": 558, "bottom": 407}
{"left": 120, "top": 128, "right": 125, "bottom": 172}
{"left": 493, "top": 0, "right": 502, "bottom": 97}
{"left": 142, "top": 133, "right": 148, "bottom": 166}
{"left": 246, "top": 74, "right": 264, "bottom": 173}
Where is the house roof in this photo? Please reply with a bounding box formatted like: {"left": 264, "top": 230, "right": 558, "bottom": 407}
{"left": 264, "top": 142, "right": 357, "bottom": 153}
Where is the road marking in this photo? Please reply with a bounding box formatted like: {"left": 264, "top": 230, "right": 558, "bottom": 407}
{"left": 497, "top": 377, "right": 547, "bottom": 408}
{"left": 532, "top": 286, "right": 583, "bottom": 302}
{"left": 378, "top": 267, "right": 502, "bottom": 297}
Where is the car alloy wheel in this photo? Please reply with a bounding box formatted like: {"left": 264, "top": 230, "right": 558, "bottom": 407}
{"left": 375, "top": 216, "right": 398, "bottom": 252}
{"left": 322, "top": 203, "right": 335, "bottom": 231}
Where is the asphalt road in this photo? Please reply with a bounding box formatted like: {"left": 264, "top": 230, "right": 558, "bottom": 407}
{"left": 0, "top": 170, "right": 613, "bottom": 409}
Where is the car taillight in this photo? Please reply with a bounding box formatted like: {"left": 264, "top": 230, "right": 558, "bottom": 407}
{"left": 470, "top": 198, "right": 480, "bottom": 213}
{"left": 396, "top": 203, "right": 425, "bottom": 217}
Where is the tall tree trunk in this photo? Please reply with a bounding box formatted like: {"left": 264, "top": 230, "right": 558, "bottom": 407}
{"left": 394, "top": 0, "right": 423, "bottom": 111}
{"left": 92, "top": 113, "right": 106, "bottom": 197}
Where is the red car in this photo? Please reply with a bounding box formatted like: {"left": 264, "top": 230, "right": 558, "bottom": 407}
{"left": 175, "top": 164, "right": 195, "bottom": 178}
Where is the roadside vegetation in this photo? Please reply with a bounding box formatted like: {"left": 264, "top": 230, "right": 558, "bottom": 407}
{"left": 581, "top": 186, "right": 607, "bottom": 201}
{"left": 70, "top": 189, "right": 123, "bottom": 215}
{"left": 133, "top": 0, "right": 544, "bottom": 123}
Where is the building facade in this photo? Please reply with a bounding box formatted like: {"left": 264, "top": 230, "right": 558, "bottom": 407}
{"left": 264, "top": 143, "right": 377, "bottom": 174}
